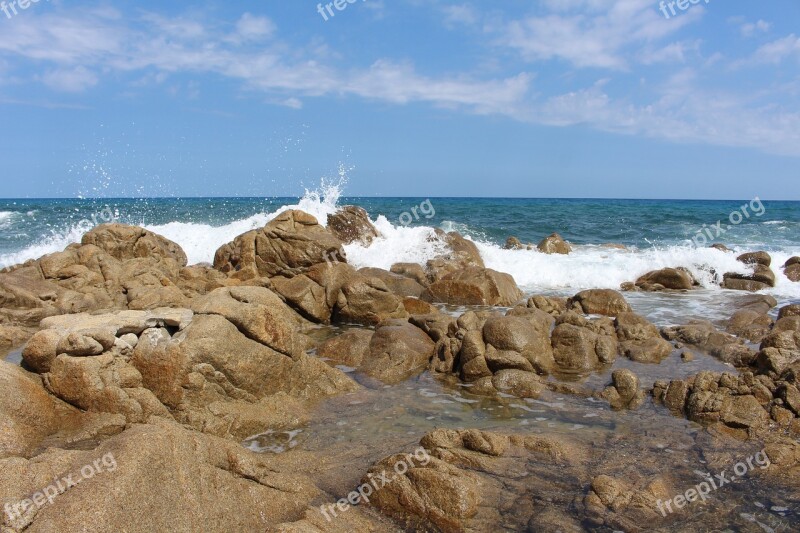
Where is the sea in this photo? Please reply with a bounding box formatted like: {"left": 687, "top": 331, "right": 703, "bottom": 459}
{"left": 1, "top": 182, "right": 799, "bottom": 323}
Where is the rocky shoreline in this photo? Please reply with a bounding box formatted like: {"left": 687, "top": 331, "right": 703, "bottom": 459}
{"left": 1, "top": 206, "right": 798, "bottom": 532}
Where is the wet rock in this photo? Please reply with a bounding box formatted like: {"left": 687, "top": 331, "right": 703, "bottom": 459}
{"left": 333, "top": 276, "right": 408, "bottom": 326}
{"left": 422, "top": 266, "right": 523, "bottom": 307}
{"left": 568, "top": 289, "right": 632, "bottom": 316}
{"left": 357, "top": 267, "right": 425, "bottom": 298}
{"left": 360, "top": 320, "right": 435, "bottom": 384}
{"left": 524, "top": 294, "right": 567, "bottom": 316}
{"left": 504, "top": 236, "right": 525, "bottom": 250}
{"left": 490, "top": 369, "right": 547, "bottom": 398}
{"left": 726, "top": 309, "right": 774, "bottom": 343}
{"left": 316, "top": 329, "right": 373, "bottom": 368}
{"left": 601, "top": 369, "right": 645, "bottom": 410}
{"left": 214, "top": 210, "right": 345, "bottom": 278}
{"left": 720, "top": 395, "right": 770, "bottom": 429}
{"left": 390, "top": 262, "right": 429, "bottom": 287}
{"left": 710, "top": 243, "right": 732, "bottom": 252}
{"left": 364, "top": 450, "right": 481, "bottom": 533}
{"left": 779, "top": 304, "right": 800, "bottom": 320}
{"left": 0, "top": 422, "right": 321, "bottom": 532}
{"left": 635, "top": 268, "right": 697, "bottom": 291}
{"left": 784, "top": 259, "right": 800, "bottom": 282}
{"left": 326, "top": 205, "right": 379, "bottom": 245}
{"left": 681, "top": 351, "right": 695, "bottom": 362}
{"left": 425, "top": 230, "right": 485, "bottom": 282}
{"left": 192, "top": 286, "right": 306, "bottom": 358}
{"left": 82, "top": 223, "right": 188, "bottom": 266}
{"left": 0, "top": 325, "right": 31, "bottom": 353}
{"left": 483, "top": 315, "right": 554, "bottom": 374}
{"left": 402, "top": 296, "right": 438, "bottom": 315}
{"left": 662, "top": 320, "right": 756, "bottom": 367}
{"left": 537, "top": 232, "right": 571, "bottom": 255}
{"left": 615, "top": 312, "right": 673, "bottom": 363}
{"left": 737, "top": 251, "right": 772, "bottom": 267}
{"left": 551, "top": 322, "right": 617, "bottom": 372}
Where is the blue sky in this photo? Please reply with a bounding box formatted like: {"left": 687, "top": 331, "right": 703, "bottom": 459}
{"left": 0, "top": 0, "right": 798, "bottom": 199}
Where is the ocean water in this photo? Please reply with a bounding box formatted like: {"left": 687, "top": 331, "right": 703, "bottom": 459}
{"left": 1, "top": 185, "right": 799, "bottom": 306}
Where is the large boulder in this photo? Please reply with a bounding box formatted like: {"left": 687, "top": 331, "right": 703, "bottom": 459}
{"left": 422, "top": 267, "right": 523, "bottom": 307}
{"left": 327, "top": 205, "right": 379, "bottom": 245}
{"left": 551, "top": 313, "right": 618, "bottom": 372}
{"left": 333, "top": 276, "right": 408, "bottom": 326}
{"left": 358, "top": 267, "right": 425, "bottom": 298}
{"left": 568, "top": 289, "right": 631, "bottom": 316}
{"left": 316, "top": 329, "right": 373, "bottom": 368}
{"left": 784, "top": 257, "right": 800, "bottom": 282}
{"left": 213, "top": 210, "right": 345, "bottom": 278}
{"left": 360, "top": 320, "right": 435, "bottom": 384}
{"left": 425, "top": 230, "right": 485, "bottom": 282}
{"left": 537, "top": 232, "right": 571, "bottom": 255}
{"left": 737, "top": 251, "right": 771, "bottom": 267}
{"left": 635, "top": 268, "right": 697, "bottom": 291}
{"left": 723, "top": 253, "right": 777, "bottom": 291}
{"left": 0, "top": 422, "right": 321, "bottom": 532}
{"left": 615, "top": 312, "right": 673, "bottom": 363}
{"left": 81, "top": 224, "right": 187, "bottom": 266}
{"left": 482, "top": 315, "right": 554, "bottom": 374}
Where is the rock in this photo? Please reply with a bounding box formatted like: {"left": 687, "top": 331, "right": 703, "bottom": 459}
{"left": 601, "top": 369, "right": 644, "bottom": 410}
{"left": 568, "top": 289, "right": 631, "bottom": 316}
{"left": 615, "top": 312, "right": 673, "bottom": 363}
{"left": 357, "top": 267, "right": 424, "bottom": 298}
{"left": 635, "top": 268, "right": 697, "bottom": 291}
{"left": 726, "top": 310, "right": 774, "bottom": 343}
{"left": 213, "top": 210, "right": 345, "bottom": 278}
{"left": 326, "top": 206, "right": 379, "bottom": 245}
{"left": 779, "top": 304, "right": 800, "bottom": 320}
{"left": 0, "top": 422, "right": 322, "bottom": 532}
{"left": 0, "top": 325, "right": 31, "bottom": 352}
{"left": 425, "top": 230, "right": 485, "bottom": 282}
{"left": 360, "top": 320, "right": 435, "bottom": 384}
{"left": 390, "top": 262, "right": 429, "bottom": 287}
{"left": 524, "top": 295, "right": 567, "bottom": 316}
{"left": 402, "top": 297, "right": 438, "bottom": 315}
{"left": 333, "top": 276, "right": 408, "bottom": 326}
{"left": 504, "top": 236, "right": 525, "bottom": 250}
{"left": 662, "top": 321, "right": 756, "bottom": 366}
{"left": 785, "top": 260, "right": 800, "bottom": 282}
{"left": 82, "top": 224, "right": 188, "bottom": 267}
{"left": 737, "top": 251, "right": 772, "bottom": 267}
{"left": 537, "top": 232, "right": 571, "bottom": 255}
{"left": 722, "top": 276, "right": 771, "bottom": 292}
{"left": 490, "top": 369, "right": 546, "bottom": 398}
{"left": 710, "top": 244, "right": 732, "bottom": 252}
{"left": 551, "top": 322, "right": 617, "bottom": 372}
{"left": 681, "top": 351, "right": 695, "bottom": 362}
{"left": 422, "top": 266, "right": 523, "bottom": 307}
{"left": 720, "top": 395, "right": 770, "bottom": 429}
{"left": 316, "top": 329, "right": 373, "bottom": 368}
{"left": 483, "top": 315, "right": 554, "bottom": 374}
{"left": 192, "top": 286, "right": 306, "bottom": 358}
{"left": 364, "top": 449, "right": 480, "bottom": 532}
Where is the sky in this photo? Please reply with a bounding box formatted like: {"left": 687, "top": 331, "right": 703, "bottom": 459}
{"left": 0, "top": 0, "right": 798, "bottom": 199}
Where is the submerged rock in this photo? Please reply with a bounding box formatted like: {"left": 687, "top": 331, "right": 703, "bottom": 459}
{"left": 537, "top": 232, "right": 571, "bottom": 255}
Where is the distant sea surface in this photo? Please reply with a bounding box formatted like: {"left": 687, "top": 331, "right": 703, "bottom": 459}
{"left": 2, "top": 193, "right": 799, "bottom": 308}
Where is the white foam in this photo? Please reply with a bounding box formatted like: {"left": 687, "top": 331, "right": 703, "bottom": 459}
{"left": 0, "top": 211, "right": 15, "bottom": 229}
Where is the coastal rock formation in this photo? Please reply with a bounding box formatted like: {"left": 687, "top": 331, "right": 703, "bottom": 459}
{"left": 357, "top": 267, "right": 425, "bottom": 298}
{"left": 568, "top": 289, "right": 632, "bottom": 316}
{"left": 421, "top": 266, "right": 523, "bottom": 307}
{"left": 551, "top": 312, "right": 617, "bottom": 372}
{"left": 360, "top": 319, "right": 435, "bottom": 384}
{"left": 784, "top": 257, "right": 800, "bottom": 282}
{"left": 634, "top": 267, "right": 698, "bottom": 291}
{"left": 537, "top": 232, "right": 571, "bottom": 255}
{"left": 601, "top": 369, "right": 645, "bottom": 410}
{"left": 327, "top": 205, "right": 380, "bottom": 245}
{"left": 214, "top": 210, "right": 345, "bottom": 279}
{"left": 723, "top": 252, "right": 777, "bottom": 291}
{"left": 614, "top": 312, "right": 673, "bottom": 363}
{"left": 503, "top": 236, "right": 526, "bottom": 250}
{"left": 662, "top": 320, "right": 755, "bottom": 366}
{"left": 425, "top": 230, "right": 485, "bottom": 282}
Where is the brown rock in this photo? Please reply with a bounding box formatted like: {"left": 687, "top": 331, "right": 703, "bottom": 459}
{"left": 390, "top": 262, "right": 429, "bottom": 287}
{"left": 568, "top": 289, "right": 632, "bottom": 316}
{"left": 635, "top": 268, "right": 697, "bottom": 291}
{"left": 326, "top": 205, "right": 379, "bottom": 245}
{"left": 537, "top": 232, "right": 571, "bottom": 255}
{"left": 82, "top": 224, "right": 188, "bottom": 266}
{"left": 551, "top": 323, "right": 617, "bottom": 372}
{"left": 737, "top": 251, "right": 772, "bottom": 267}
{"left": 779, "top": 304, "right": 800, "bottom": 320}
{"left": 358, "top": 267, "right": 424, "bottom": 298}
{"left": 333, "top": 276, "right": 408, "bottom": 326}
{"left": 213, "top": 210, "right": 345, "bottom": 277}
{"left": 601, "top": 369, "right": 644, "bottom": 410}
{"left": 316, "top": 329, "right": 373, "bottom": 368}
{"left": 422, "top": 266, "right": 523, "bottom": 307}
{"left": 360, "top": 320, "right": 435, "bottom": 384}
{"left": 504, "top": 236, "right": 525, "bottom": 250}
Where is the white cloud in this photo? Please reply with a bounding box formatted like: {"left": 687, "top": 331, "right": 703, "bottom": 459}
{"left": 740, "top": 19, "right": 771, "bottom": 38}
{"left": 41, "top": 66, "right": 98, "bottom": 92}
